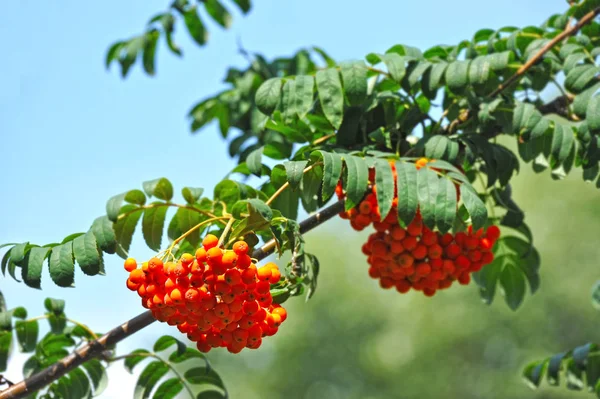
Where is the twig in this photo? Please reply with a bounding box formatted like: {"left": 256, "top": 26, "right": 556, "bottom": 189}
{"left": 0, "top": 199, "right": 346, "bottom": 399}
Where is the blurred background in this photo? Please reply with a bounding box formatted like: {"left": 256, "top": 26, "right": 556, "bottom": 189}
{"left": 1, "top": 0, "right": 598, "bottom": 398}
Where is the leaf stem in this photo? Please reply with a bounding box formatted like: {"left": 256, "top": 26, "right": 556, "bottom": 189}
{"left": 163, "top": 216, "right": 230, "bottom": 260}
{"left": 265, "top": 163, "right": 321, "bottom": 206}
{"left": 117, "top": 203, "right": 221, "bottom": 223}
{"left": 218, "top": 217, "right": 236, "bottom": 248}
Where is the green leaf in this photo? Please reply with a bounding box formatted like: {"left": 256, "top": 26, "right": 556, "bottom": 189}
{"left": 551, "top": 123, "right": 575, "bottom": 167}
{"left": 142, "top": 30, "right": 159, "bottom": 75}
{"left": 44, "top": 298, "right": 65, "bottom": 314}
{"left": 204, "top": 0, "right": 232, "bottom": 28}
{"left": 153, "top": 378, "right": 183, "bottom": 399}
{"left": 197, "top": 391, "right": 227, "bottom": 399}
{"left": 10, "top": 242, "right": 29, "bottom": 266}
{"left": 0, "top": 331, "right": 12, "bottom": 372}
{"left": 460, "top": 185, "right": 488, "bottom": 231}
{"left": 293, "top": 75, "right": 315, "bottom": 118}
{"left": 49, "top": 243, "right": 75, "bottom": 288}
{"left": 182, "top": 187, "right": 204, "bottom": 204}
{"left": 500, "top": 264, "right": 526, "bottom": 310}
{"left": 168, "top": 347, "right": 206, "bottom": 363}
{"left": 119, "top": 36, "right": 145, "bottom": 78}
{"left": 417, "top": 168, "right": 439, "bottom": 229}
{"left": 587, "top": 93, "right": 600, "bottom": 132}
{"left": 246, "top": 147, "right": 264, "bottom": 176}
{"left": 106, "top": 41, "right": 125, "bottom": 69}
{"left": 380, "top": 53, "right": 406, "bottom": 83}
{"left": 255, "top": 77, "right": 283, "bottom": 115}
{"left": 182, "top": 6, "right": 208, "bottom": 46}
{"left": 374, "top": 159, "right": 395, "bottom": 221}
{"left": 564, "top": 64, "right": 600, "bottom": 94}
{"left": 343, "top": 156, "right": 369, "bottom": 210}
{"left": 316, "top": 69, "right": 344, "bottom": 129}
{"left": 90, "top": 216, "right": 117, "bottom": 255}
{"left": 153, "top": 335, "right": 187, "bottom": 355}
{"left": 124, "top": 349, "right": 150, "bottom": 373}
{"left": 184, "top": 367, "right": 225, "bottom": 389}
{"left": 468, "top": 56, "right": 492, "bottom": 85}
{"left": 422, "top": 62, "right": 447, "bottom": 98}
{"left": 72, "top": 232, "right": 102, "bottom": 276}
{"left": 281, "top": 78, "right": 297, "bottom": 123}
{"left": 425, "top": 136, "right": 458, "bottom": 162}
{"left": 445, "top": 60, "right": 470, "bottom": 92}
{"left": 82, "top": 359, "right": 108, "bottom": 396}
{"left": 592, "top": 280, "right": 600, "bottom": 310}
{"left": 316, "top": 151, "right": 343, "bottom": 202}
{"left": 435, "top": 177, "right": 457, "bottom": 233}
{"left": 232, "top": 0, "right": 251, "bottom": 13}
{"left": 22, "top": 247, "right": 51, "bottom": 289}
{"left": 0, "top": 291, "right": 5, "bottom": 313}
{"left": 142, "top": 203, "right": 168, "bottom": 252}
{"left": 340, "top": 61, "right": 368, "bottom": 105}
{"left": 284, "top": 161, "right": 308, "bottom": 190}
{"left": 113, "top": 208, "right": 143, "bottom": 259}
{"left": 396, "top": 161, "right": 419, "bottom": 226}
{"left": 134, "top": 361, "right": 169, "bottom": 399}
{"left": 15, "top": 320, "right": 38, "bottom": 352}
{"left": 106, "top": 189, "right": 146, "bottom": 222}
{"left": 143, "top": 178, "right": 173, "bottom": 201}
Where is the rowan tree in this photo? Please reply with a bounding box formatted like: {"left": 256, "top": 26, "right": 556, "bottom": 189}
{"left": 2, "top": 0, "right": 600, "bottom": 398}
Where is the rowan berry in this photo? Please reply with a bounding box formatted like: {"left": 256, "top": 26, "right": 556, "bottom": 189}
{"left": 129, "top": 269, "right": 146, "bottom": 284}
{"left": 126, "top": 279, "right": 139, "bottom": 291}
{"left": 412, "top": 244, "right": 428, "bottom": 260}
{"left": 148, "top": 258, "right": 164, "bottom": 273}
{"left": 202, "top": 234, "right": 219, "bottom": 250}
{"left": 269, "top": 268, "right": 281, "bottom": 284}
{"left": 233, "top": 241, "right": 249, "bottom": 255}
{"left": 486, "top": 225, "right": 501, "bottom": 241}
{"left": 124, "top": 258, "right": 137, "bottom": 272}
{"left": 256, "top": 267, "right": 272, "bottom": 282}
{"left": 222, "top": 251, "right": 238, "bottom": 269}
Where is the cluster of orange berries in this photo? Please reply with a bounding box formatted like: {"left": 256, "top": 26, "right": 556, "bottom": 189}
{"left": 124, "top": 234, "right": 287, "bottom": 354}
{"left": 337, "top": 157, "right": 500, "bottom": 296}
{"left": 362, "top": 211, "right": 500, "bottom": 296}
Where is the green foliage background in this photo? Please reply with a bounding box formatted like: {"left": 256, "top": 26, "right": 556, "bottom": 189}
{"left": 181, "top": 142, "right": 599, "bottom": 399}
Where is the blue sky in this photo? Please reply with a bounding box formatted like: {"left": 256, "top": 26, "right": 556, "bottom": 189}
{"left": 0, "top": 0, "right": 569, "bottom": 396}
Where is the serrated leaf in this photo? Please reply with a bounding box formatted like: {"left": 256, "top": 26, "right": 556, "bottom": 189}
{"left": 10, "top": 242, "right": 29, "bottom": 266}
{"left": 142, "top": 203, "right": 168, "bottom": 252}
{"left": 15, "top": 320, "right": 38, "bottom": 352}
{"left": 422, "top": 61, "right": 447, "bottom": 98}
{"left": 143, "top": 178, "right": 173, "bottom": 201}
{"left": 204, "top": 0, "right": 232, "bottom": 28}
{"left": 21, "top": 247, "right": 50, "bottom": 289}
{"left": 445, "top": 60, "right": 470, "bottom": 92}
{"left": 153, "top": 378, "right": 183, "bottom": 399}
{"left": 380, "top": 53, "right": 406, "bottom": 83}
{"left": 168, "top": 347, "right": 206, "bottom": 364}
{"left": 114, "top": 208, "right": 143, "bottom": 260}
{"left": 435, "top": 177, "right": 457, "bottom": 233}
{"left": 49, "top": 243, "right": 74, "bottom": 288}
{"left": 374, "top": 159, "right": 395, "bottom": 221}
{"left": 343, "top": 156, "right": 369, "bottom": 210}
{"left": 125, "top": 349, "right": 150, "bottom": 373}
{"left": 293, "top": 75, "right": 315, "bottom": 118}
{"left": 396, "top": 161, "right": 419, "bottom": 226}
{"left": 153, "top": 335, "right": 187, "bottom": 355}
{"left": 316, "top": 151, "right": 343, "bottom": 202}
{"left": 82, "top": 359, "right": 109, "bottom": 396}
{"left": 255, "top": 77, "right": 283, "bottom": 115}
{"left": 197, "top": 390, "right": 227, "bottom": 399}
{"left": 281, "top": 78, "right": 297, "bottom": 123}
{"left": 134, "top": 361, "right": 169, "bottom": 399}
{"left": 587, "top": 93, "right": 600, "bottom": 133}
{"left": 284, "top": 161, "right": 308, "bottom": 190}
{"left": 316, "top": 69, "right": 344, "bottom": 129}
{"left": 246, "top": 147, "right": 263, "bottom": 176}
{"left": 106, "top": 190, "right": 146, "bottom": 222}
{"left": 90, "top": 216, "right": 117, "bottom": 255}
{"left": 142, "top": 31, "right": 159, "bottom": 75}
{"left": 340, "top": 61, "right": 368, "bottom": 105}
{"left": 232, "top": 0, "right": 251, "bottom": 13}
{"left": 500, "top": 264, "right": 526, "bottom": 311}
{"left": 565, "top": 64, "right": 600, "bottom": 94}
{"left": 184, "top": 367, "right": 225, "bottom": 389}
{"left": 460, "top": 185, "right": 487, "bottom": 230}
{"left": 182, "top": 187, "right": 204, "bottom": 205}
{"left": 551, "top": 123, "right": 575, "bottom": 166}
{"left": 182, "top": 6, "right": 208, "bottom": 46}
{"left": 468, "top": 56, "right": 492, "bottom": 85}
{"left": 417, "top": 168, "right": 439, "bottom": 229}
{"left": 44, "top": 298, "right": 65, "bottom": 314}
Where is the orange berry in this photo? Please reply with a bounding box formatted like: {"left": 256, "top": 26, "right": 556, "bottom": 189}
{"left": 407, "top": 220, "right": 423, "bottom": 237}
{"left": 195, "top": 247, "right": 207, "bottom": 263}
{"left": 148, "top": 258, "right": 164, "bottom": 273}
{"left": 481, "top": 252, "right": 494, "bottom": 264}
{"left": 243, "top": 300, "right": 260, "bottom": 315}
{"left": 221, "top": 251, "right": 238, "bottom": 269}
{"left": 390, "top": 226, "right": 406, "bottom": 241}
{"left": 269, "top": 268, "right": 281, "bottom": 284}
{"left": 445, "top": 244, "right": 461, "bottom": 259}
{"left": 184, "top": 288, "right": 200, "bottom": 303}
{"left": 397, "top": 253, "right": 414, "bottom": 268}
{"left": 224, "top": 269, "right": 242, "bottom": 285}
{"left": 416, "top": 263, "right": 432, "bottom": 276}
{"left": 202, "top": 234, "right": 219, "bottom": 250}
{"left": 180, "top": 253, "right": 194, "bottom": 266}
{"left": 415, "top": 158, "right": 428, "bottom": 169}
{"left": 129, "top": 269, "right": 146, "bottom": 284}
{"left": 126, "top": 278, "right": 139, "bottom": 291}
{"left": 421, "top": 230, "right": 438, "bottom": 246}
{"left": 206, "top": 247, "right": 223, "bottom": 264}
{"left": 256, "top": 267, "right": 272, "bottom": 282}
{"left": 124, "top": 258, "right": 137, "bottom": 272}
{"left": 241, "top": 267, "right": 257, "bottom": 284}
{"left": 390, "top": 241, "right": 405, "bottom": 254}
{"left": 214, "top": 282, "right": 231, "bottom": 296}
{"left": 479, "top": 238, "right": 493, "bottom": 251}
{"left": 233, "top": 241, "right": 249, "bottom": 255}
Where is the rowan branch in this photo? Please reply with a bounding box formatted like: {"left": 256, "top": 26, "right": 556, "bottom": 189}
{"left": 0, "top": 199, "right": 345, "bottom": 399}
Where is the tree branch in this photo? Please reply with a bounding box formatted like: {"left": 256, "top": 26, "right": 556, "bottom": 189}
{"left": 0, "top": 199, "right": 345, "bottom": 399}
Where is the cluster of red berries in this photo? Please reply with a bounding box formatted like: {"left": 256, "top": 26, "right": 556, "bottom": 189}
{"left": 337, "top": 157, "right": 500, "bottom": 296}
{"left": 124, "top": 234, "right": 287, "bottom": 354}
{"left": 362, "top": 211, "right": 500, "bottom": 296}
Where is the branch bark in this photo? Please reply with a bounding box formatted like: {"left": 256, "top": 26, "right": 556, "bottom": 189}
{"left": 0, "top": 199, "right": 345, "bottom": 399}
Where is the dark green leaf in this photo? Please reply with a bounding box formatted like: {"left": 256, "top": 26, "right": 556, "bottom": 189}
{"left": 460, "top": 185, "right": 487, "bottom": 230}
{"left": 381, "top": 53, "right": 406, "bottom": 83}
{"left": 445, "top": 60, "right": 470, "bottom": 92}
{"left": 587, "top": 93, "right": 600, "bottom": 132}
{"left": 565, "top": 65, "right": 600, "bottom": 94}
{"left": 142, "top": 31, "right": 159, "bottom": 75}
{"left": 22, "top": 247, "right": 50, "bottom": 289}
{"left": 256, "top": 78, "right": 283, "bottom": 115}
{"left": 49, "top": 243, "right": 74, "bottom": 288}
{"left": 134, "top": 360, "right": 169, "bottom": 399}
{"left": 82, "top": 359, "right": 108, "bottom": 396}
{"left": 417, "top": 168, "right": 439, "bottom": 229}
{"left": 182, "top": 187, "right": 204, "bottom": 205}
{"left": 374, "top": 159, "right": 395, "bottom": 221}
{"left": 396, "top": 161, "right": 419, "bottom": 226}
{"left": 168, "top": 347, "right": 207, "bottom": 364}
{"left": 15, "top": 320, "right": 38, "bottom": 352}
{"left": 284, "top": 161, "right": 308, "bottom": 190}
{"left": 316, "top": 69, "right": 344, "bottom": 129}
{"left": 500, "top": 264, "right": 526, "bottom": 311}
{"left": 435, "top": 177, "right": 457, "bottom": 233}
{"left": 293, "top": 75, "right": 315, "bottom": 118}
{"left": 246, "top": 147, "right": 264, "bottom": 176}
{"left": 551, "top": 123, "right": 575, "bottom": 166}
{"left": 10, "top": 242, "right": 29, "bottom": 266}
{"left": 114, "top": 208, "right": 143, "bottom": 260}
{"left": 182, "top": 6, "right": 208, "bottom": 46}
{"left": 90, "top": 216, "right": 117, "bottom": 255}
{"left": 197, "top": 390, "right": 227, "bottom": 399}
{"left": 232, "top": 0, "right": 251, "bottom": 13}
{"left": 316, "top": 151, "right": 343, "bottom": 202}
{"left": 143, "top": 178, "right": 173, "bottom": 201}
{"left": 44, "top": 298, "right": 65, "bottom": 314}
{"left": 343, "top": 156, "right": 369, "bottom": 210}
{"left": 106, "top": 41, "right": 125, "bottom": 69}
{"left": 204, "top": 0, "right": 232, "bottom": 28}
{"left": 153, "top": 335, "right": 187, "bottom": 355}
{"left": 422, "top": 62, "right": 447, "bottom": 98}
{"left": 124, "top": 349, "right": 150, "bottom": 373}
{"left": 142, "top": 203, "right": 169, "bottom": 251}
{"left": 340, "top": 61, "right": 368, "bottom": 105}
{"left": 1, "top": 332, "right": 14, "bottom": 371}
{"left": 184, "top": 367, "right": 225, "bottom": 389}
{"left": 153, "top": 378, "right": 183, "bottom": 399}
{"left": 106, "top": 190, "right": 146, "bottom": 222}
